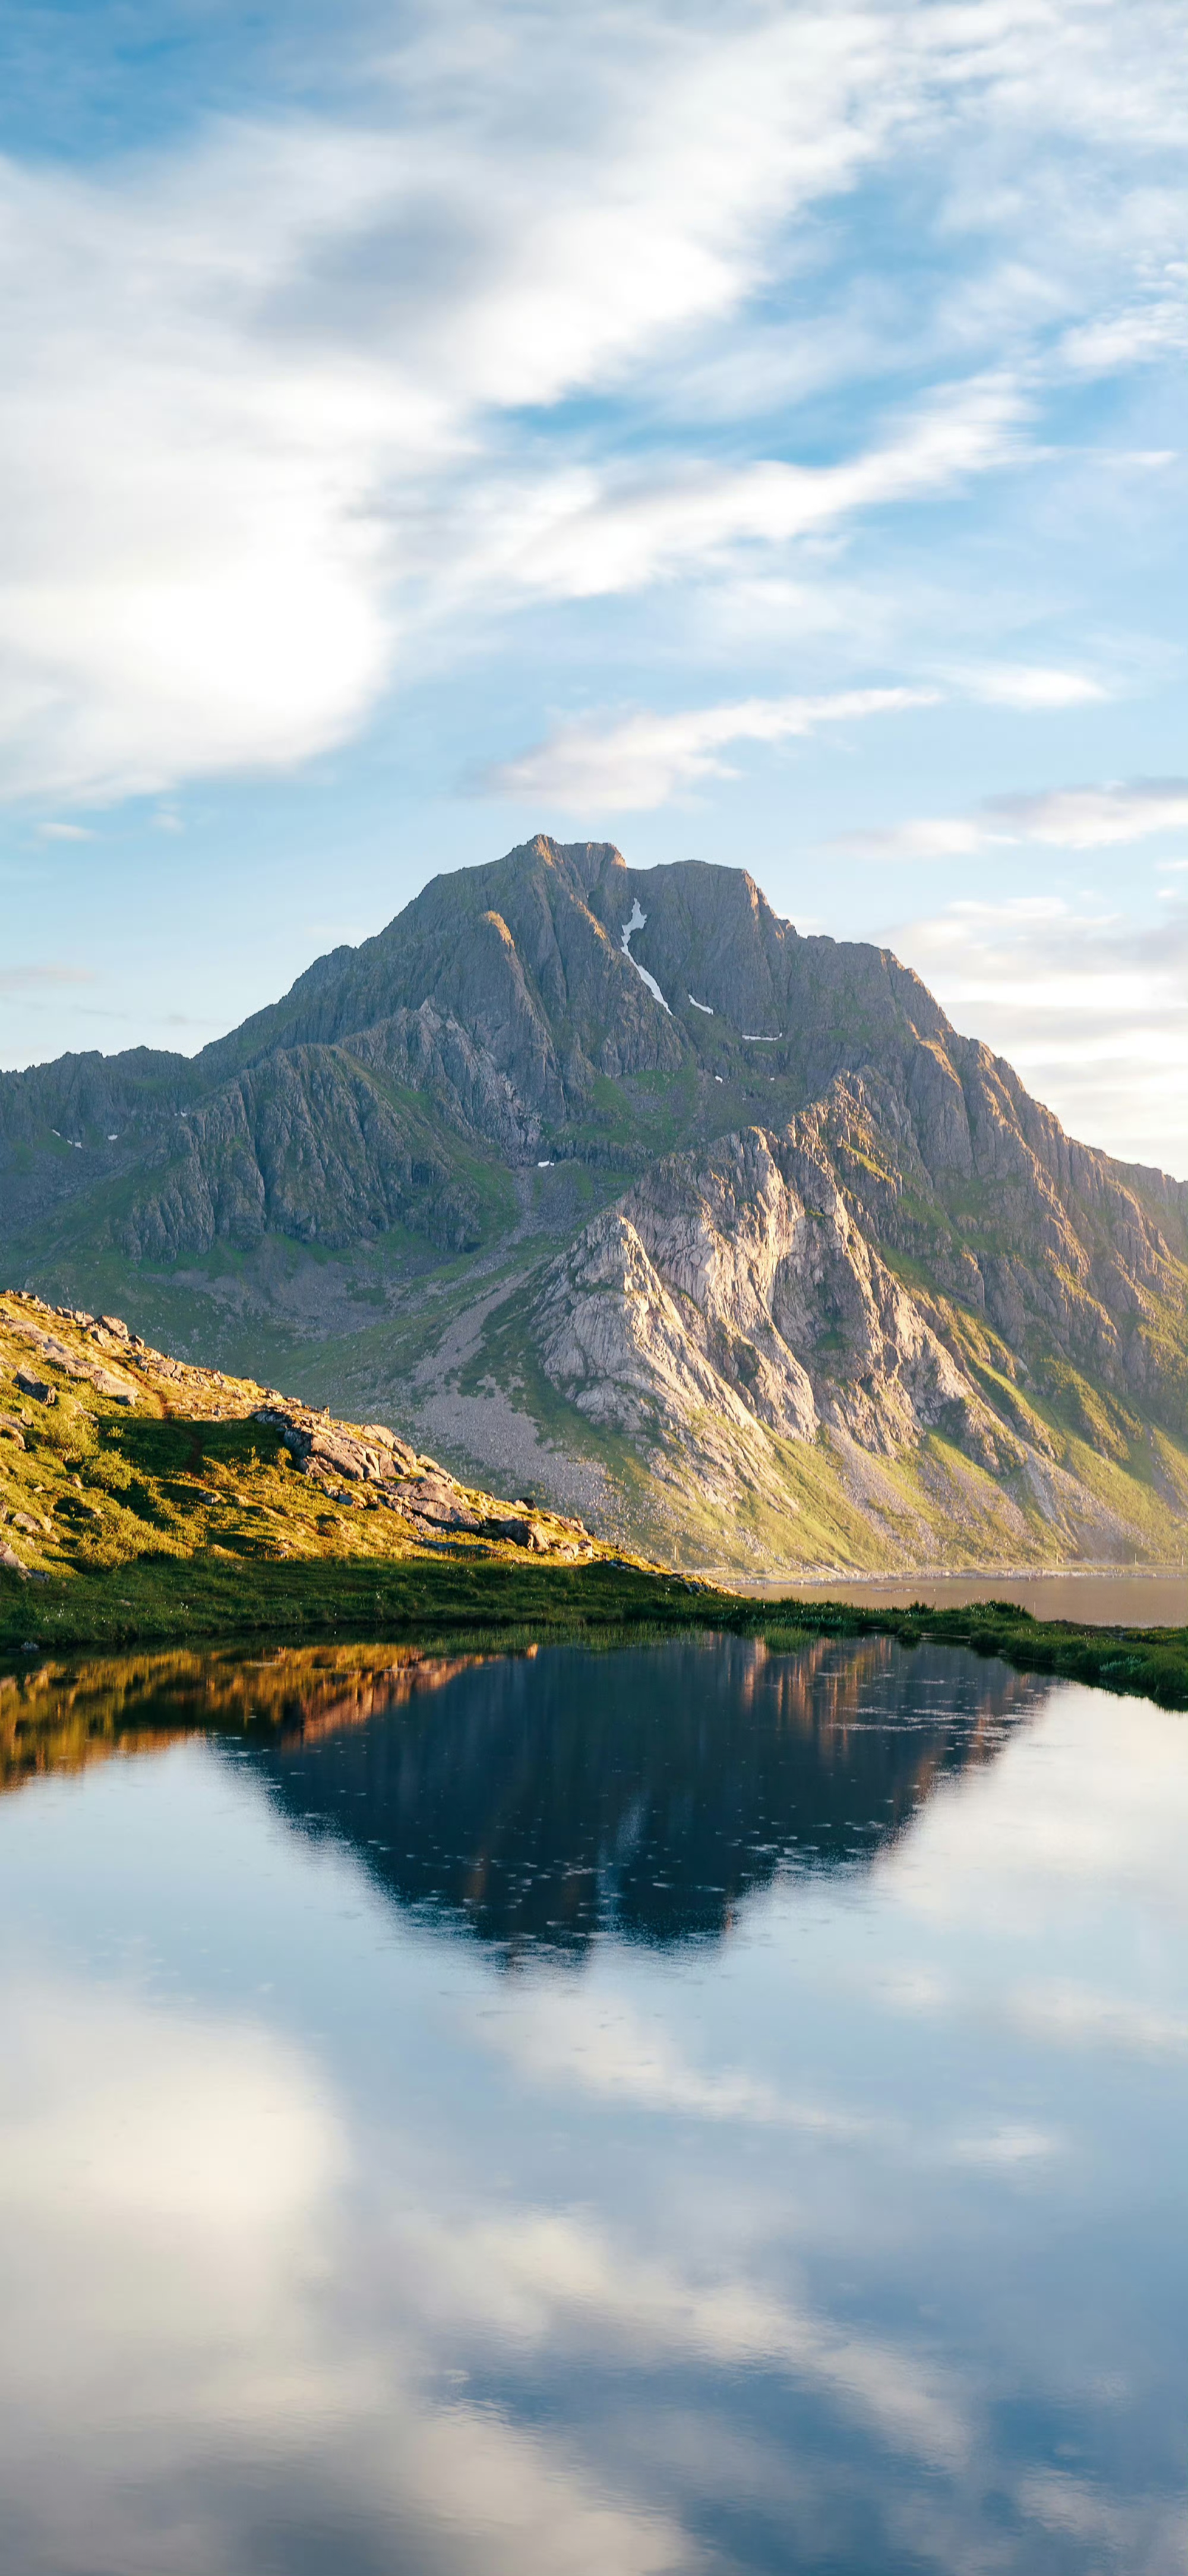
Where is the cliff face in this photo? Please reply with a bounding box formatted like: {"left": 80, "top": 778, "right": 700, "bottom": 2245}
{"left": 532, "top": 1078, "right": 1187, "bottom": 1568}
{"left": 2, "top": 836, "right": 1185, "bottom": 1574}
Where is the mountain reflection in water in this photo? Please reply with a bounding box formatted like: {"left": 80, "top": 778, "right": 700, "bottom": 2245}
{"left": 2, "top": 1631, "right": 1040, "bottom": 1949}
{"left": 0, "top": 1634, "right": 1183, "bottom": 2576}
{"left": 249, "top": 1635, "right": 1038, "bottom": 1956}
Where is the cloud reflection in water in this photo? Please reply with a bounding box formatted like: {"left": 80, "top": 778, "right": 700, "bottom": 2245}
{"left": 0, "top": 1637, "right": 1182, "bottom": 2575}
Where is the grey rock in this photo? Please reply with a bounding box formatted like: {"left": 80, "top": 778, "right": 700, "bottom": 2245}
{"left": 15, "top": 1371, "right": 55, "bottom": 1404}
{"left": 393, "top": 1475, "right": 483, "bottom": 1533}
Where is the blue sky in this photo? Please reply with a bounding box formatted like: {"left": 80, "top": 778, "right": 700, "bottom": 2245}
{"left": 1, "top": 0, "right": 1184, "bottom": 1172}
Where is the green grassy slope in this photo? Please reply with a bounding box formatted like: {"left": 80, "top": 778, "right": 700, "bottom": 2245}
{"left": 1, "top": 1295, "right": 1184, "bottom": 1712}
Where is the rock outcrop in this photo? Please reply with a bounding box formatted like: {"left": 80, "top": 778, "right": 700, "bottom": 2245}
{"left": 0, "top": 1290, "right": 596, "bottom": 1583}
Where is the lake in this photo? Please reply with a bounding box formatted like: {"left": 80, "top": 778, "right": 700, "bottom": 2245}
{"left": 728, "top": 1572, "right": 1188, "bottom": 1624}
{"left": 0, "top": 1634, "right": 1184, "bottom": 2575}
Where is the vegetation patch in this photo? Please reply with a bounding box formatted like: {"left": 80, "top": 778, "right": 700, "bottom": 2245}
{"left": 3, "top": 1562, "right": 1184, "bottom": 1713}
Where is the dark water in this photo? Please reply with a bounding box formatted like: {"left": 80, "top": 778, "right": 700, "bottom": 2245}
{"left": 0, "top": 1635, "right": 1184, "bottom": 2575}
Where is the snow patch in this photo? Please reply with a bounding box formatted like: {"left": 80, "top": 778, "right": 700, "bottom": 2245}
{"left": 620, "top": 898, "right": 671, "bottom": 1013}
{"left": 687, "top": 994, "right": 713, "bottom": 1014}
{"left": 741, "top": 1032, "right": 782, "bottom": 1042}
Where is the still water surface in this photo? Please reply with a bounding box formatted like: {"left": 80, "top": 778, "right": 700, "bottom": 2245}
{"left": 730, "top": 1572, "right": 1188, "bottom": 1623}
{"left": 0, "top": 1635, "right": 1184, "bottom": 2575}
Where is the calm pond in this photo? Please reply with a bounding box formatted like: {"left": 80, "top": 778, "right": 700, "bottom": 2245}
{"left": 0, "top": 1635, "right": 1184, "bottom": 2576}
{"left": 728, "top": 1572, "right": 1188, "bottom": 1623}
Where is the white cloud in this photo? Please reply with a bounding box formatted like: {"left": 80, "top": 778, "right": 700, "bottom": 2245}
{"left": 946, "top": 2124, "right": 1061, "bottom": 2167}
{"left": 0, "top": 0, "right": 1181, "bottom": 805}
{"left": 0, "top": 11, "right": 899, "bottom": 804}
{"left": 991, "top": 780, "right": 1188, "bottom": 846}
{"left": 959, "top": 666, "right": 1107, "bottom": 710}
{"left": 1059, "top": 278, "right": 1188, "bottom": 376}
{"left": 404, "top": 2202, "right": 969, "bottom": 2471}
{"left": 875, "top": 1693, "right": 1188, "bottom": 1965}
{"left": 855, "top": 814, "right": 988, "bottom": 860}
{"left": 1, "top": 1663, "right": 1181, "bottom": 2572}
{"left": 483, "top": 686, "right": 936, "bottom": 810}
{"left": 0, "top": 1985, "right": 344, "bottom": 2238}
{"left": 833, "top": 777, "right": 1188, "bottom": 859}
{"left": 472, "top": 1986, "right": 883, "bottom": 2141}
{"left": 893, "top": 891, "right": 1188, "bottom": 1171}
{"left": 0, "top": 1976, "right": 689, "bottom": 2576}
{"left": 1017, "top": 2470, "right": 1150, "bottom": 2555}
{"left": 465, "top": 374, "right": 1029, "bottom": 606}
{"left": 0, "top": 1958, "right": 975, "bottom": 2572}
{"left": 1007, "top": 1981, "right": 1188, "bottom": 2060}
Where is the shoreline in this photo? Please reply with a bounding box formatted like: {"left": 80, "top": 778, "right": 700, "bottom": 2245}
{"left": 2, "top": 1555, "right": 1185, "bottom": 1710}
{"left": 719, "top": 1566, "right": 1188, "bottom": 1612}
{"left": 706, "top": 1562, "right": 1186, "bottom": 1584}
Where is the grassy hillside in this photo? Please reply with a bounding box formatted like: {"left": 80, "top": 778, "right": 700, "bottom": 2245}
{"left": 0, "top": 1285, "right": 632, "bottom": 1600}
{"left": 1, "top": 1292, "right": 1184, "bottom": 1715}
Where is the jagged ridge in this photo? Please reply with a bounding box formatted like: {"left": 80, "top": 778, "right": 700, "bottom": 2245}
{"left": 2, "top": 836, "right": 1185, "bottom": 1574}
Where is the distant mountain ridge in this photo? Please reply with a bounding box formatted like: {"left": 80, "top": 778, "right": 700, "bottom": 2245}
{"left": 2, "top": 834, "right": 1186, "bottom": 1574}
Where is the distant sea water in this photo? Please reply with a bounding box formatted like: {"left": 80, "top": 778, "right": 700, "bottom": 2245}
{"left": 0, "top": 1633, "right": 1183, "bottom": 2574}
{"left": 724, "top": 1570, "right": 1188, "bottom": 1624}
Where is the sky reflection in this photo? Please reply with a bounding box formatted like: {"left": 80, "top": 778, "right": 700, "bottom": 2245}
{"left": 0, "top": 1639, "right": 1183, "bottom": 2574}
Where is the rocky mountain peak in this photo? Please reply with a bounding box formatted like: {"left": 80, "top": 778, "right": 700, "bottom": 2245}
{"left": 1, "top": 835, "right": 1184, "bottom": 1576}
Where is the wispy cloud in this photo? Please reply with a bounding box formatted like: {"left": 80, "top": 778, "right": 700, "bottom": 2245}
{"left": 1059, "top": 278, "right": 1188, "bottom": 377}
{"left": 958, "top": 666, "right": 1107, "bottom": 711}
{"left": 493, "top": 673, "right": 1132, "bottom": 814}
{"left": 0, "top": 0, "right": 1181, "bottom": 805}
{"left": 1008, "top": 1981, "right": 1188, "bottom": 2060}
{"left": 0, "top": 10, "right": 898, "bottom": 803}
{"left": 892, "top": 891, "right": 1188, "bottom": 1173}
{"left": 0, "top": 1975, "right": 688, "bottom": 2576}
{"left": 467, "top": 376, "right": 1029, "bottom": 606}
{"left": 482, "top": 686, "right": 936, "bottom": 810}
{"left": 833, "top": 777, "right": 1188, "bottom": 859}
{"left": 475, "top": 1987, "right": 884, "bottom": 2142}
{"left": 0, "top": 963, "right": 96, "bottom": 992}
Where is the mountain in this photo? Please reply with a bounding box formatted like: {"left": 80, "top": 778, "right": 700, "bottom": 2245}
{"left": 2, "top": 834, "right": 1186, "bottom": 1575}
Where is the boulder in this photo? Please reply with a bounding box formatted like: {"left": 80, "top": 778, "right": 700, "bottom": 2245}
{"left": 255, "top": 1405, "right": 415, "bottom": 1489}
{"left": 361, "top": 1423, "right": 419, "bottom": 1473}
{"left": 15, "top": 1371, "right": 55, "bottom": 1405}
{"left": 483, "top": 1513, "right": 549, "bottom": 1549}
{"left": 393, "top": 1475, "right": 483, "bottom": 1533}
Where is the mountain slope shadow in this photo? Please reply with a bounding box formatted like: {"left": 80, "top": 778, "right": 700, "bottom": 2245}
{"left": 247, "top": 1634, "right": 1045, "bottom": 1959}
